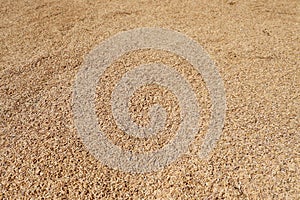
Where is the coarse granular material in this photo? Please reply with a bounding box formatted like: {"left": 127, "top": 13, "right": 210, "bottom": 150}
{"left": 0, "top": 0, "right": 299, "bottom": 199}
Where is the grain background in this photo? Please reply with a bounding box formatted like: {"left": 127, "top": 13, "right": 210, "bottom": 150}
{"left": 0, "top": 0, "right": 299, "bottom": 199}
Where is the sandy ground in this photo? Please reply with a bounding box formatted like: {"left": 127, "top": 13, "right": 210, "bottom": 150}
{"left": 0, "top": 0, "right": 299, "bottom": 199}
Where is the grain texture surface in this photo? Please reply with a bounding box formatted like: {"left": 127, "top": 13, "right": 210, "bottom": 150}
{"left": 0, "top": 0, "right": 299, "bottom": 199}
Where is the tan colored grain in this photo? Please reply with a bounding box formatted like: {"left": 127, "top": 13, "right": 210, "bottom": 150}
{"left": 0, "top": 0, "right": 299, "bottom": 199}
